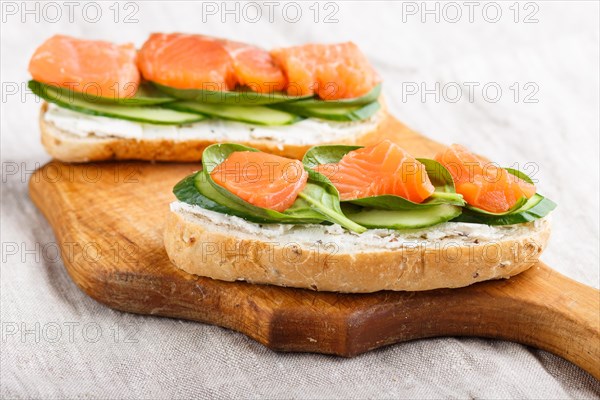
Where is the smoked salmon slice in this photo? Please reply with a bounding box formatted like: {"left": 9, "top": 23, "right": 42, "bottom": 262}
{"left": 221, "top": 41, "right": 286, "bottom": 93}
{"left": 211, "top": 152, "right": 308, "bottom": 212}
{"left": 314, "top": 140, "right": 435, "bottom": 203}
{"left": 270, "top": 42, "right": 380, "bottom": 100}
{"left": 28, "top": 35, "right": 140, "bottom": 98}
{"left": 138, "top": 33, "right": 236, "bottom": 91}
{"left": 435, "top": 144, "right": 536, "bottom": 213}
{"left": 138, "top": 33, "right": 286, "bottom": 93}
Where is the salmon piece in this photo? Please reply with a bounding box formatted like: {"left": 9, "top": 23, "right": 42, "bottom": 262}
{"left": 138, "top": 33, "right": 286, "bottom": 93}
{"left": 271, "top": 42, "right": 380, "bottom": 100}
{"left": 28, "top": 34, "right": 140, "bottom": 98}
{"left": 314, "top": 140, "right": 435, "bottom": 203}
{"left": 435, "top": 144, "right": 536, "bottom": 213}
{"left": 211, "top": 151, "right": 308, "bottom": 212}
{"left": 138, "top": 33, "right": 237, "bottom": 91}
{"left": 222, "top": 41, "right": 286, "bottom": 93}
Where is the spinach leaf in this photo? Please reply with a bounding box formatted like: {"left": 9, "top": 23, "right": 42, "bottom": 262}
{"left": 302, "top": 145, "right": 361, "bottom": 169}
{"left": 198, "top": 143, "right": 366, "bottom": 232}
{"left": 294, "top": 169, "right": 366, "bottom": 232}
{"left": 173, "top": 173, "right": 230, "bottom": 214}
{"left": 453, "top": 194, "right": 556, "bottom": 225}
{"left": 193, "top": 170, "right": 325, "bottom": 224}
{"left": 174, "top": 172, "right": 279, "bottom": 224}
{"left": 464, "top": 196, "right": 529, "bottom": 216}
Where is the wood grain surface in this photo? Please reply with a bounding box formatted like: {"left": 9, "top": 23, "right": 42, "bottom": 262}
{"left": 28, "top": 116, "right": 600, "bottom": 379}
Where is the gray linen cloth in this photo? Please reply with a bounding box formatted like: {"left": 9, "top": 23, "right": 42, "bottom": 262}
{"left": 1, "top": 2, "right": 599, "bottom": 398}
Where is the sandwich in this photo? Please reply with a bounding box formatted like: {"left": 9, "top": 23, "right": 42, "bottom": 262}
{"left": 28, "top": 33, "right": 384, "bottom": 162}
{"left": 164, "top": 140, "right": 556, "bottom": 293}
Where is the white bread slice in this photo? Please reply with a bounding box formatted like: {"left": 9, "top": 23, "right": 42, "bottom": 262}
{"left": 39, "top": 102, "right": 388, "bottom": 162}
{"left": 164, "top": 202, "right": 551, "bottom": 293}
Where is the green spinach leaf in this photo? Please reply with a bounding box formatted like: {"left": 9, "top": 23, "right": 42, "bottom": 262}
{"left": 197, "top": 143, "right": 366, "bottom": 232}
{"left": 453, "top": 194, "right": 556, "bottom": 225}
{"left": 173, "top": 172, "right": 229, "bottom": 214}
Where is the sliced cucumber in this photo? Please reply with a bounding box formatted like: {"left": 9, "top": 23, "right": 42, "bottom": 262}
{"left": 286, "top": 84, "right": 382, "bottom": 108}
{"left": 343, "top": 204, "right": 462, "bottom": 230}
{"left": 465, "top": 196, "right": 529, "bottom": 216}
{"left": 29, "top": 80, "right": 175, "bottom": 106}
{"left": 31, "top": 82, "right": 206, "bottom": 125}
{"left": 273, "top": 101, "right": 380, "bottom": 122}
{"left": 153, "top": 82, "right": 312, "bottom": 105}
{"left": 516, "top": 192, "right": 544, "bottom": 211}
{"left": 165, "top": 101, "right": 300, "bottom": 126}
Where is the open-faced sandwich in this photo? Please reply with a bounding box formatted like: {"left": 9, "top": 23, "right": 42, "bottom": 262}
{"left": 29, "top": 34, "right": 384, "bottom": 162}
{"left": 164, "top": 140, "right": 556, "bottom": 293}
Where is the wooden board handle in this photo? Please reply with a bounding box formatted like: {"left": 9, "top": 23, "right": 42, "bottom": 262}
{"left": 474, "top": 263, "right": 600, "bottom": 379}
{"left": 325, "top": 263, "right": 600, "bottom": 379}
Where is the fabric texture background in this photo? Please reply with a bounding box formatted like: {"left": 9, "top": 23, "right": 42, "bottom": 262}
{"left": 1, "top": 2, "right": 599, "bottom": 398}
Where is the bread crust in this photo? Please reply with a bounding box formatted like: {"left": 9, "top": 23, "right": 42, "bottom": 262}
{"left": 39, "top": 103, "right": 388, "bottom": 162}
{"left": 163, "top": 210, "right": 551, "bottom": 293}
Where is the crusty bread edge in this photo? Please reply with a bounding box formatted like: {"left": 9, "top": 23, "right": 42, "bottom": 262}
{"left": 39, "top": 102, "right": 390, "bottom": 162}
{"left": 163, "top": 210, "right": 551, "bottom": 293}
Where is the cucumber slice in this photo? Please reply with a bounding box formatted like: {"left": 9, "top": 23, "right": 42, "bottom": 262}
{"left": 153, "top": 82, "right": 312, "bottom": 105}
{"left": 517, "top": 193, "right": 544, "bottom": 211}
{"left": 165, "top": 101, "right": 299, "bottom": 126}
{"left": 344, "top": 204, "right": 462, "bottom": 230}
{"left": 29, "top": 80, "right": 175, "bottom": 106}
{"left": 286, "top": 84, "right": 382, "bottom": 108}
{"left": 30, "top": 81, "right": 205, "bottom": 125}
{"left": 273, "top": 101, "right": 380, "bottom": 122}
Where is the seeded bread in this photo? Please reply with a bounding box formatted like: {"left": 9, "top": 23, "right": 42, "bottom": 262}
{"left": 164, "top": 202, "right": 551, "bottom": 293}
{"left": 39, "top": 102, "right": 389, "bottom": 162}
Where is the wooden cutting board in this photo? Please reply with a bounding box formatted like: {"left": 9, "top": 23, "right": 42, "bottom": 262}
{"left": 29, "top": 116, "right": 600, "bottom": 379}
